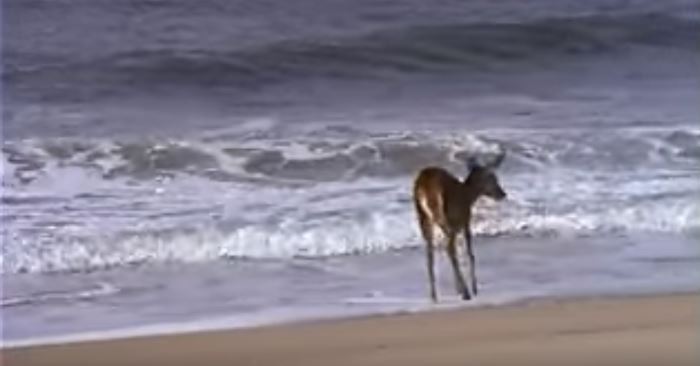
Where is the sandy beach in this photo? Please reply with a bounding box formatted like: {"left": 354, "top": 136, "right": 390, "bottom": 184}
{"left": 4, "top": 293, "right": 698, "bottom": 366}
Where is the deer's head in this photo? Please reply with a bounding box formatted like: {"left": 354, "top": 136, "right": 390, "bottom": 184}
{"left": 464, "top": 152, "right": 507, "bottom": 201}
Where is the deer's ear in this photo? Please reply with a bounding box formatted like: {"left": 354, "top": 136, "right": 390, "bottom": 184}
{"left": 486, "top": 150, "right": 506, "bottom": 169}
{"left": 466, "top": 156, "right": 481, "bottom": 171}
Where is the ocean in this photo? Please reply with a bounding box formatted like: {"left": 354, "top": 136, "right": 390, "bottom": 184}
{"left": 2, "top": 0, "right": 699, "bottom": 345}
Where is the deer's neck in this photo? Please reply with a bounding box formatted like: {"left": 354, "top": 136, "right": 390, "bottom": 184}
{"left": 460, "top": 181, "right": 482, "bottom": 209}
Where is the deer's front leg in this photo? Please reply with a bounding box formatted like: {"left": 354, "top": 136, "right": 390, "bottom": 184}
{"left": 446, "top": 231, "right": 470, "bottom": 300}
{"left": 425, "top": 242, "right": 437, "bottom": 303}
{"left": 464, "top": 227, "right": 477, "bottom": 297}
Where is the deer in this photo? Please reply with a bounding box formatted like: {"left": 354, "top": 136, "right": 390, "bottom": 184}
{"left": 413, "top": 152, "right": 506, "bottom": 302}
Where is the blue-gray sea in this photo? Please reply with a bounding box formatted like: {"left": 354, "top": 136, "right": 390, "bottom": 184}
{"left": 2, "top": 0, "right": 699, "bottom": 345}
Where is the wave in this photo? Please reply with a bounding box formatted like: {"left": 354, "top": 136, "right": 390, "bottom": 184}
{"left": 2, "top": 128, "right": 503, "bottom": 185}
{"left": 3, "top": 190, "right": 698, "bottom": 274}
{"left": 3, "top": 126, "right": 698, "bottom": 186}
{"left": 1, "top": 282, "right": 119, "bottom": 308}
{"left": 2, "top": 126, "right": 699, "bottom": 274}
{"left": 5, "top": 13, "right": 699, "bottom": 90}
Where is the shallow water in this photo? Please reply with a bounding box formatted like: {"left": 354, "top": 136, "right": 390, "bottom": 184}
{"left": 3, "top": 233, "right": 699, "bottom": 344}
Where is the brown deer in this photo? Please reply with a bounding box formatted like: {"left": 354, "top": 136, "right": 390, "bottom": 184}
{"left": 413, "top": 153, "right": 506, "bottom": 302}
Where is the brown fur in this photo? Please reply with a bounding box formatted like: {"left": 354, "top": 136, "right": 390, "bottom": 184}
{"left": 413, "top": 163, "right": 506, "bottom": 302}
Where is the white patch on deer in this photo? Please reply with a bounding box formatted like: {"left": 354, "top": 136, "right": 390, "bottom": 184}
{"left": 418, "top": 191, "right": 442, "bottom": 224}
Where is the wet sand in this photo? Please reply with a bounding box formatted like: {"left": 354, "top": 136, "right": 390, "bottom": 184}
{"left": 4, "top": 293, "right": 699, "bottom": 366}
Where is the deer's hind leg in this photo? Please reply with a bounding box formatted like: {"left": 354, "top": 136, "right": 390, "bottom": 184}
{"left": 416, "top": 202, "right": 437, "bottom": 302}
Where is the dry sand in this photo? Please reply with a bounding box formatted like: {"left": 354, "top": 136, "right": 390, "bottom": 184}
{"left": 3, "top": 293, "right": 699, "bottom": 366}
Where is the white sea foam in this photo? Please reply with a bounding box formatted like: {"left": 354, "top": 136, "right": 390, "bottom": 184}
{"left": 2, "top": 126, "right": 699, "bottom": 273}
{"left": 3, "top": 187, "right": 698, "bottom": 274}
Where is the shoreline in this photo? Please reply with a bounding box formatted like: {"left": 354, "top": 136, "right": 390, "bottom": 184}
{"left": 4, "top": 292, "right": 698, "bottom": 366}
{"left": 4, "top": 288, "right": 696, "bottom": 349}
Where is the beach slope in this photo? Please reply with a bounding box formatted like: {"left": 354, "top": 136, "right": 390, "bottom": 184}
{"left": 4, "top": 294, "right": 698, "bottom": 366}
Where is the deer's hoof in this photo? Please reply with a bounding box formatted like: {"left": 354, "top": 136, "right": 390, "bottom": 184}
{"left": 461, "top": 292, "right": 472, "bottom": 301}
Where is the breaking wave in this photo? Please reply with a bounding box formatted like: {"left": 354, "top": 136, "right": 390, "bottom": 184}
{"left": 3, "top": 126, "right": 699, "bottom": 185}
{"left": 3, "top": 197, "right": 699, "bottom": 274}
{"left": 2, "top": 125, "right": 699, "bottom": 274}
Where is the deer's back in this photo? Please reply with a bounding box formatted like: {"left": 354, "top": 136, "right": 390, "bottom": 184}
{"left": 414, "top": 167, "right": 462, "bottom": 193}
{"left": 413, "top": 167, "right": 465, "bottom": 228}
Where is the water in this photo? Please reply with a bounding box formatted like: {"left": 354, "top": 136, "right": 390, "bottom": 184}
{"left": 2, "top": 0, "right": 700, "bottom": 345}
